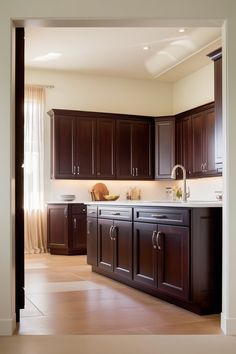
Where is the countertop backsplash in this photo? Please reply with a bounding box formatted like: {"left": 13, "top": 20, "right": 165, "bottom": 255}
{"left": 46, "top": 176, "right": 223, "bottom": 203}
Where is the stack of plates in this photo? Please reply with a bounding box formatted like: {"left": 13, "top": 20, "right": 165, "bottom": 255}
{"left": 60, "top": 194, "right": 75, "bottom": 201}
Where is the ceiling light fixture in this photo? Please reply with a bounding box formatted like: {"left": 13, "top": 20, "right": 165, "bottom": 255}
{"left": 178, "top": 28, "right": 186, "bottom": 33}
{"left": 33, "top": 52, "right": 62, "bottom": 62}
{"left": 143, "top": 45, "right": 150, "bottom": 51}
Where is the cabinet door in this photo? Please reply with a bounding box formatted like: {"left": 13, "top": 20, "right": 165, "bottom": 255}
{"left": 52, "top": 116, "right": 75, "bottom": 178}
{"left": 116, "top": 120, "right": 132, "bottom": 178}
{"left": 47, "top": 204, "right": 68, "bottom": 251}
{"left": 133, "top": 222, "right": 158, "bottom": 288}
{"left": 132, "top": 121, "right": 153, "bottom": 179}
{"left": 98, "top": 219, "right": 114, "bottom": 272}
{"left": 71, "top": 212, "right": 87, "bottom": 253}
{"left": 175, "top": 116, "right": 193, "bottom": 179}
{"left": 75, "top": 117, "right": 96, "bottom": 178}
{"left": 113, "top": 220, "right": 133, "bottom": 279}
{"left": 157, "top": 224, "right": 189, "bottom": 300}
{"left": 192, "top": 112, "right": 204, "bottom": 176}
{"left": 155, "top": 117, "right": 175, "bottom": 179}
{"left": 204, "top": 108, "right": 217, "bottom": 175}
{"left": 87, "top": 217, "right": 98, "bottom": 266}
{"left": 96, "top": 118, "right": 116, "bottom": 178}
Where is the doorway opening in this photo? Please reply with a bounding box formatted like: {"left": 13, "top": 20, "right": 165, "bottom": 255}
{"left": 14, "top": 20, "right": 223, "bottom": 334}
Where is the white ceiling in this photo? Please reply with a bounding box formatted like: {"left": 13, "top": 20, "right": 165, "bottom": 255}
{"left": 25, "top": 27, "right": 221, "bottom": 82}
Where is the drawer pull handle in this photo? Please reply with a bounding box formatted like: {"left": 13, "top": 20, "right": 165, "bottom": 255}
{"left": 152, "top": 231, "right": 157, "bottom": 249}
{"left": 73, "top": 218, "right": 77, "bottom": 229}
{"left": 89, "top": 211, "right": 96, "bottom": 214}
{"left": 109, "top": 225, "right": 114, "bottom": 240}
{"left": 156, "top": 231, "right": 162, "bottom": 250}
{"left": 150, "top": 214, "right": 166, "bottom": 218}
{"left": 111, "top": 212, "right": 121, "bottom": 216}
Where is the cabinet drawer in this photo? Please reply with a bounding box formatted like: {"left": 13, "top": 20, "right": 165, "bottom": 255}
{"left": 133, "top": 207, "right": 189, "bottom": 226}
{"left": 87, "top": 205, "right": 98, "bottom": 218}
{"left": 71, "top": 204, "right": 87, "bottom": 214}
{"left": 98, "top": 207, "right": 132, "bottom": 221}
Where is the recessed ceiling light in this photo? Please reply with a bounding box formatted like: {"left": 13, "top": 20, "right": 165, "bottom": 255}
{"left": 143, "top": 46, "right": 150, "bottom": 51}
{"left": 33, "top": 52, "right": 62, "bottom": 62}
{"left": 178, "top": 28, "right": 186, "bottom": 33}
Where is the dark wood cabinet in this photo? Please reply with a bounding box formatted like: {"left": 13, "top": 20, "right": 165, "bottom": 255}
{"left": 116, "top": 118, "right": 153, "bottom": 179}
{"left": 97, "top": 207, "right": 133, "bottom": 280}
{"left": 155, "top": 117, "right": 175, "bottom": 179}
{"left": 90, "top": 203, "right": 222, "bottom": 315}
{"left": 157, "top": 224, "right": 189, "bottom": 300}
{"left": 133, "top": 208, "right": 190, "bottom": 301}
{"left": 176, "top": 103, "right": 220, "bottom": 178}
{"left": 49, "top": 109, "right": 153, "bottom": 180}
{"left": 47, "top": 203, "right": 87, "bottom": 255}
{"left": 49, "top": 110, "right": 96, "bottom": 179}
{"left": 133, "top": 222, "right": 158, "bottom": 288}
{"left": 96, "top": 118, "right": 116, "bottom": 178}
{"left": 87, "top": 206, "right": 98, "bottom": 266}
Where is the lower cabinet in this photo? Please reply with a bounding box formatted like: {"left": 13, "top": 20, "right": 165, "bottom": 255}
{"left": 98, "top": 216, "right": 133, "bottom": 280}
{"left": 47, "top": 203, "right": 87, "bottom": 255}
{"left": 133, "top": 223, "right": 189, "bottom": 301}
{"left": 88, "top": 204, "right": 222, "bottom": 315}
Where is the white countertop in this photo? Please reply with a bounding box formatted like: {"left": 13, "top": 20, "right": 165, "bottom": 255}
{"left": 47, "top": 200, "right": 222, "bottom": 208}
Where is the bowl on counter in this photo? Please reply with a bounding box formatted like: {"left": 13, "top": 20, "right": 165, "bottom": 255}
{"left": 103, "top": 194, "right": 120, "bottom": 201}
{"left": 60, "top": 194, "right": 76, "bottom": 201}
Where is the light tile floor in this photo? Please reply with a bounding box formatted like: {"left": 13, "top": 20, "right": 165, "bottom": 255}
{"left": 15, "top": 253, "right": 221, "bottom": 335}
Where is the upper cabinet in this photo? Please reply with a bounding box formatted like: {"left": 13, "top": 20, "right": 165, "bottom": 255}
{"left": 48, "top": 109, "right": 153, "bottom": 180}
{"left": 155, "top": 117, "right": 175, "bottom": 179}
{"left": 207, "top": 48, "right": 223, "bottom": 172}
{"left": 176, "top": 103, "right": 221, "bottom": 178}
{"left": 49, "top": 110, "right": 96, "bottom": 179}
{"left": 116, "top": 118, "right": 153, "bottom": 179}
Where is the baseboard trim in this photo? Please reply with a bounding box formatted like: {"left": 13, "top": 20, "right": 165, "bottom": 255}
{"left": 221, "top": 313, "right": 236, "bottom": 335}
{"left": 0, "top": 314, "right": 16, "bottom": 335}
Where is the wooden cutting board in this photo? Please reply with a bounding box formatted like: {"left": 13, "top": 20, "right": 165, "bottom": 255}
{"left": 91, "top": 183, "right": 109, "bottom": 201}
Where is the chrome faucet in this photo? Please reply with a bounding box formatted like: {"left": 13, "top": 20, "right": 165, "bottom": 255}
{"left": 171, "top": 164, "right": 190, "bottom": 202}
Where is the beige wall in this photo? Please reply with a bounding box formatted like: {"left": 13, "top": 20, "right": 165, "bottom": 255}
{"left": 1, "top": 0, "right": 236, "bottom": 338}
{"left": 173, "top": 63, "right": 214, "bottom": 113}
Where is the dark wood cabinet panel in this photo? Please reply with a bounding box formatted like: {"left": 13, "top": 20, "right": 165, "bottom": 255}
{"left": 75, "top": 117, "right": 96, "bottom": 178}
{"left": 96, "top": 118, "right": 116, "bottom": 178}
{"left": 113, "top": 220, "right": 133, "bottom": 279}
{"left": 116, "top": 118, "right": 153, "bottom": 179}
{"left": 98, "top": 218, "right": 114, "bottom": 271}
{"left": 176, "top": 103, "right": 220, "bottom": 179}
{"left": 47, "top": 203, "right": 87, "bottom": 255}
{"left": 98, "top": 216, "right": 133, "bottom": 278}
{"left": 87, "top": 216, "right": 98, "bottom": 266}
{"left": 155, "top": 117, "right": 175, "bottom": 179}
{"left": 157, "top": 224, "right": 189, "bottom": 300}
{"left": 47, "top": 204, "right": 69, "bottom": 251}
{"left": 52, "top": 116, "right": 75, "bottom": 178}
{"left": 133, "top": 222, "right": 158, "bottom": 288}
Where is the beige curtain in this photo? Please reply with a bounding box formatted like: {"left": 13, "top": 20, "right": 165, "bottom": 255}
{"left": 24, "top": 85, "right": 47, "bottom": 254}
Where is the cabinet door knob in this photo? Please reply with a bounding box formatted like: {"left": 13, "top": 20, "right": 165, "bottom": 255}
{"left": 73, "top": 218, "right": 77, "bottom": 229}
{"left": 109, "top": 225, "right": 114, "bottom": 240}
{"left": 73, "top": 165, "right": 76, "bottom": 175}
{"left": 77, "top": 166, "right": 80, "bottom": 175}
{"left": 132, "top": 167, "right": 135, "bottom": 176}
{"left": 135, "top": 168, "right": 138, "bottom": 176}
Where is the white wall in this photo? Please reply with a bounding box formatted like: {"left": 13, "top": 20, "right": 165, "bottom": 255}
{"left": 173, "top": 62, "right": 214, "bottom": 114}
{"left": 1, "top": 0, "right": 236, "bottom": 337}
